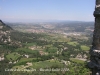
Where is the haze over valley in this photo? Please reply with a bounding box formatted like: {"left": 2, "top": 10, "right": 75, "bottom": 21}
{"left": 0, "top": 0, "right": 95, "bottom": 75}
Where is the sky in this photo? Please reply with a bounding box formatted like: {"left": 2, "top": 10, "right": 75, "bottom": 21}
{"left": 0, "top": 0, "right": 95, "bottom": 22}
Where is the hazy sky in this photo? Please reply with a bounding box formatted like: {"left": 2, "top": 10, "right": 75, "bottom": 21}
{"left": 0, "top": 0, "right": 95, "bottom": 22}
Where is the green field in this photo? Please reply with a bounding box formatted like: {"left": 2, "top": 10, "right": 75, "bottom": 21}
{"left": 13, "top": 59, "right": 65, "bottom": 69}
{"left": 6, "top": 52, "right": 21, "bottom": 61}
{"left": 19, "top": 58, "right": 34, "bottom": 63}
{"left": 67, "top": 41, "right": 79, "bottom": 46}
{"left": 24, "top": 43, "right": 36, "bottom": 47}
{"left": 19, "top": 58, "right": 33, "bottom": 62}
{"left": 81, "top": 45, "right": 90, "bottom": 51}
{"left": 70, "top": 58, "right": 84, "bottom": 64}
{"left": 15, "top": 58, "right": 34, "bottom": 65}
{"left": 16, "top": 48, "right": 39, "bottom": 54}
{"left": 31, "top": 60, "right": 64, "bottom": 69}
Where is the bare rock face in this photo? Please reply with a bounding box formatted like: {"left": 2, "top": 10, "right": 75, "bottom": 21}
{"left": 92, "top": 17, "right": 100, "bottom": 50}
{"left": 93, "top": 0, "right": 100, "bottom": 50}
{"left": 88, "top": 0, "right": 100, "bottom": 75}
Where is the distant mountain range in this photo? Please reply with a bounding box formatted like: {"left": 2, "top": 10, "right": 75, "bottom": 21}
{"left": 4, "top": 20, "right": 94, "bottom": 24}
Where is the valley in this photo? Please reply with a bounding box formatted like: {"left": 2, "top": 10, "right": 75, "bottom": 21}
{"left": 0, "top": 20, "right": 93, "bottom": 75}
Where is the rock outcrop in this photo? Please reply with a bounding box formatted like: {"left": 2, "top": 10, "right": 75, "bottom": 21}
{"left": 0, "top": 20, "right": 13, "bottom": 44}
{"left": 88, "top": 0, "right": 100, "bottom": 75}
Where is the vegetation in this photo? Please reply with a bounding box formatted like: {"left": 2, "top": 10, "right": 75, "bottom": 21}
{"left": 0, "top": 21, "right": 93, "bottom": 75}
{"left": 70, "top": 58, "right": 84, "bottom": 63}
{"left": 6, "top": 52, "right": 21, "bottom": 61}
{"left": 67, "top": 41, "right": 79, "bottom": 46}
{"left": 81, "top": 45, "right": 90, "bottom": 51}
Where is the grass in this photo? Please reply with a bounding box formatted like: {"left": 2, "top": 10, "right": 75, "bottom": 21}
{"left": 15, "top": 58, "right": 34, "bottom": 65}
{"left": 18, "top": 58, "right": 34, "bottom": 63}
{"left": 6, "top": 52, "right": 21, "bottom": 61}
{"left": 70, "top": 58, "right": 84, "bottom": 64}
{"left": 16, "top": 48, "right": 39, "bottom": 54}
{"left": 81, "top": 45, "right": 90, "bottom": 51}
{"left": 13, "top": 65, "right": 27, "bottom": 69}
{"left": 67, "top": 41, "right": 79, "bottom": 46}
{"left": 44, "top": 33, "right": 71, "bottom": 42}
{"left": 13, "top": 59, "right": 64, "bottom": 69}
{"left": 31, "top": 60, "right": 64, "bottom": 69}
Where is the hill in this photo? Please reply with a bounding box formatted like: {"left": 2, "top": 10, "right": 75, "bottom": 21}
{"left": 0, "top": 20, "right": 13, "bottom": 44}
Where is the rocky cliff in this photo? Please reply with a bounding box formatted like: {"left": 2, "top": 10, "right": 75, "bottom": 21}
{"left": 0, "top": 20, "right": 12, "bottom": 44}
